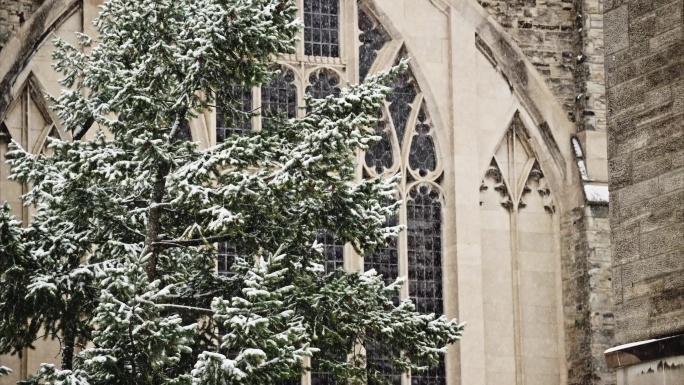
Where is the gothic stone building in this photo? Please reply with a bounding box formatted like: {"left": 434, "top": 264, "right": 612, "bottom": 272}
{"left": 0, "top": 0, "right": 615, "bottom": 384}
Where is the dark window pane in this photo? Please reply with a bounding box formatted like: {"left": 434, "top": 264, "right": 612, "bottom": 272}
{"left": 365, "top": 121, "right": 394, "bottom": 174}
{"left": 387, "top": 69, "right": 418, "bottom": 149}
{"left": 358, "top": 7, "right": 389, "bottom": 81}
{"left": 261, "top": 67, "right": 298, "bottom": 127}
{"left": 317, "top": 229, "right": 344, "bottom": 273}
{"left": 304, "top": 0, "right": 340, "bottom": 57}
{"left": 216, "top": 85, "right": 253, "bottom": 142}
{"left": 307, "top": 69, "right": 341, "bottom": 100}
{"left": 365, "top": 342, "right": 402, "bottom": 385}
{"left": 409, "top": 106, "right": 437, "bottom": 176}
{"left": 407, "top": 185, "right": 445, "bottom": 385}
{"left": 217, "top": 241, "right": 239, "bottom": 275}
{"left": 364, "top": 211, "right": 399, "bottom": 288}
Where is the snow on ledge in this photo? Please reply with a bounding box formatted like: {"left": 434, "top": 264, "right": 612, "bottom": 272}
{"left": 605, "top": 339, "right": 658, "bottom": 354}
{"left": 584, "top": 184, "right": 609, "bottom": 203}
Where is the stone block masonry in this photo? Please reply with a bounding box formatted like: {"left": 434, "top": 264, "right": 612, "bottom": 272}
{"left": 0, "top": 0, "right": 43, "bottom": 52}
{"left": 605, "top": 0, "right": 684, "bottom": 345}
{"left": 478, "top": 0, "right": 578, "bottom": 123}
{"left": 562, "top": 204, "right": 616, "bottom": 385}
{"left": 478, "top": 0, "right": 607, "bottom": 132}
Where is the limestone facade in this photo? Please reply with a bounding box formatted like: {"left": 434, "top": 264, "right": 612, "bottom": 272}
{"left": 603, "top": 0, "right": 684, "bottom": 383}
{"left": 0, "top": 0, "right": 613, "bottom": 384}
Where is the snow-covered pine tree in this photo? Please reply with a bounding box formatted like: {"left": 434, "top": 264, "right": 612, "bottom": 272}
{"left": 1, "top": 0, "right": 464, "bottom": 384}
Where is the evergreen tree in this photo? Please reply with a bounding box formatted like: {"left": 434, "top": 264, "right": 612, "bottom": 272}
{"left": 0, "top": 0, "right": 464, "bottom": 384}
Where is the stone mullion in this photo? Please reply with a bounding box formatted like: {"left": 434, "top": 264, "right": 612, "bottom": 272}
{"left": 508, "top": 129, "right": 524, "bottom": 385}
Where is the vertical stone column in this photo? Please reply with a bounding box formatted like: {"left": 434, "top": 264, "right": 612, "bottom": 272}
{"left": 450, "top": 9, "right": 487, "bottom": 385}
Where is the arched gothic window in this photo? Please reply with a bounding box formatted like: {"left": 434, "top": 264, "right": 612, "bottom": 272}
{"left": 214, "top": 4, "right": 449, "bottom": 382}
{"left": 304, "top": 0, "right": 340, "bottom": 57}
{"left": 362, "top": 54, "right": 446, "bottom": 384}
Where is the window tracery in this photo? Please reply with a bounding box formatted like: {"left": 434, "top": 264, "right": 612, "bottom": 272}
{"left": 364, "top": 120, "right": 394, "bottom": 174}
{"left": 387, "top": 68, "right": 418, "bottom": 149}
{"left": 210, "top": 5, "right": 450, "bottom": 382}
{"left": 304, "top": 0, "right": 340, "bottom": 57}
{"left": 479, "top": 116, "right": 556, "bottom": 214}
{"left": 362, "top": 50, "right": 445, "bottom": 384}
{"left": 358, "top": 6, "right": 389, "bottom": 81}
{"left": 408, "top": 107, "right": 437, "bottom": 177}
{"left": 307, "top": 68, "right": 341, "bottom": 99}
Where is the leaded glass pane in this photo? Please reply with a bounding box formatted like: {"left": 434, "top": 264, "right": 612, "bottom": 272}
{"left": 311, "top": 230, "right": 344, "bottom": 384}
{"left": 217, "top": 241, "right": 238, "bottom": 276}
{"left": 408, "top": 107, "right": 437, "bottom": 177}
{"left": 407, "top": 185, "right": 443, "bottom": 315}
{"left": 364, "top": 213, "right": 399, "bottom": 287}
{"left": 358, "top": 7, "right": 389, "bottom": 81}
{"left": 411, "top": 361, "right": 446, "bottom": 385}
{"left": 311, "top": 351, "right": 347, "bottom": 385}
{"left": 261, "top": 68, "right": 298, "bottom": 127}
{"left": 366, "top": 342, "right": 402, "bottom": 385}
{"left": 316, "top": 229, "right": 344, "bottom": 273}
{"left": 307, "top": 69, "right": 341, "bottom": 99}
{"left": 388, "top": 71, "right": 417, "bottom": 148}
{"left": 304, "top": 0, "right": 340, "bottom": 57}
{"left": 216, "top": 85, "right": 252, "bottom": 142}
{"left": 365, "top": 121, "right": 394, "bottom": 174}
{"left": 407, "top": 185, "right": 445, "bottom": 385}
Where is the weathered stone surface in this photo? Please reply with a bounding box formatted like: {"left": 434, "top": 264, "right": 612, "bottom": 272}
{"left": 478, "top": 0, "right": 579, "bottom": 123}
{"left": 562, "top": 205, "right": 616, "bottom": 385}
{"left": 605, "top": 0, "right": 684, "bottom": 347}
{"left": 0, "top": 0, "right": 43, "bottom": 51}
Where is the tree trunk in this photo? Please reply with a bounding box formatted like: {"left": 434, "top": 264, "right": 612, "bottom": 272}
{"left": 61, "top": 329, "right": 75, "bottom": 370}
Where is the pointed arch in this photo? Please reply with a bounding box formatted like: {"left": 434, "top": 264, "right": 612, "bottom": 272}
{"left": 0, "top": 0, "right": 81, "bottom": 125}
{"left": 480, "top": 112, "right": 558, "bottom": 214}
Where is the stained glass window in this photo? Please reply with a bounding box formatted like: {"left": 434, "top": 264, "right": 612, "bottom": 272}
{"left": 261, "top": 68, "right": 298, "bottom": 127}
{"left": 365, "top": 121, "right": 394, "bottom": 174}
{"left": 408, "top": 107, "right": 437, "bottom": 177}
{"left": 217, "top": 85, "right": 253, "bottom": 142}
{"left": 407, "top": 185, "right": 445, "bottom": 385}
{"left": 304, "top": 0, "right": 340, "bottom": 57}
{"left": 307, "top": 69, "right": 341, "bottom": 100}
{"left": 358, "top": 7, "right": 389, "bottom": 81}
{"left": 388, "top": 71, "right": 417, "bottom": 148}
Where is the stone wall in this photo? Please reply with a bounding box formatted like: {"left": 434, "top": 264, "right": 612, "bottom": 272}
{"left": 605, "top": 0, "right": 684, "bottom": 344}
{"left": 479, "top": 0, "right": 615, "bottom": 384}
{"left": 562, "top": 204, "right": 616, "bottom": 385}
{"left": 577, "top": 0, "right": 606, "bottom": 132}
{"left": 0, "top": 0, "right": 43, "bottom": 52}
{"left": 477, "top": 0, "right": 577, "bottom": 122}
